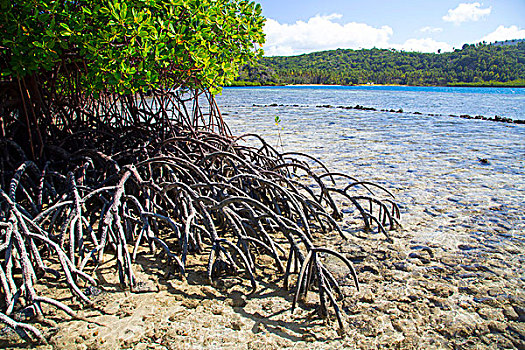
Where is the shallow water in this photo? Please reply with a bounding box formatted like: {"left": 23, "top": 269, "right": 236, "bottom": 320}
{"left": 216, "top": 86, "right": 525, "bottom": 249}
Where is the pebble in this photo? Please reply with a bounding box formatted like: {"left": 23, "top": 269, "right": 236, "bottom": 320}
{"left": 84, "top": 286, "right": 104, "bottom": 297}
{"left": 458, "top": 300, "right": 473, "bottom": 311}
{"left": 409, "top": 245, "right": 434, "bottom": 258}
{"left": 407, "top": 252, "right": 430, "bottom": 264}
{"left": 343, "top": 302, "right": 363, "bottom": 315}
{"left": 507, "top": 323, "right": 525, "bottom": 341}
{"left": 252, "top": 322, "right": 265, "bottom": 333}
{"left": 302, "top": 333, "right": 316, "bottom": 342}
{"left": 132, "top": 281, "right": 158, "bottom": 293}
{"left": 359, "top": 264, "right": 380, "bottom": 275}
{"left": 436, "top": 317, "right": 474, "bottom": 338}
{"left": 439, "top": 256, "right": 460, "bottom": 267}
{"left": 346, "top": 251, "right": 367, "bottom": 263}
{"left": 229, "top": 320, "right": 243, "bottom": 331}
{"left": 473, "top": 297, "right": 500, "bottom": 307}
{"left": 12, "top": 306, "right": 36, "bottom": 322}
{"left": 393, "top": 261, "right": 412, "bottom": 272}
{"left": 210, "top": 305, "right": 224, "bottom": 315}
{"left": 460, "top": 264, "right": 493, "bottom": 273}
{"left": 487, "top": 321, "right": 507, "bottom": 334}
{"left": 360, "top": 290, "right": 375, "bottom": 303}
{"left": 391, "top": 318, "right": 414, "bottom": 334}
{"left": 477, "top": 307, "right": 505, "bottom": 322}
{"left": 458, "top": 273, "right": 483, "bottom": 279}
{"left": 513, "top": 305, "right": 525, "bottom": 322}
{"left": 103, "top": 302, "right": 120, "bottom": 315}
{"left": 458, "top": 244, "right": 477, "bottom": 251}
{"left": 427, "top": 283, "right": 454, "bottom": 298}
{"left": 374, "top": 250, "right": 391, "bottom": 261}
{"left": 424, "top": 265, "right": 445, "bottom": 273}
{"left": 182, "top": 299, "right": 200, "bottom": 309}
{"left": 228, "top": 291, "right": 247, "bottom": 307}
{"left": 458, "top": 286, "right": 478, "bottom": 295}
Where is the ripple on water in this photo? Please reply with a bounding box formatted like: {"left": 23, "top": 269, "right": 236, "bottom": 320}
{"left": 217, "top": 88, "right": 525, "bottom": 251}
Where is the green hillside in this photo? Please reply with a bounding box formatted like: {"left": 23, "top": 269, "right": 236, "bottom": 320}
{"left": 231, "top": 42, "right": 525, "bottom": 87}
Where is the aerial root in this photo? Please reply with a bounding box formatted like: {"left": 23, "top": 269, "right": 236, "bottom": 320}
{"left": 1, "top": 118, "right": 400, "bottom": 340}
{"left": 0, "top": 311, "right": 46, "bottom": 343}
{"left": 292, "top": 247, "right": 359, "bottom": 327}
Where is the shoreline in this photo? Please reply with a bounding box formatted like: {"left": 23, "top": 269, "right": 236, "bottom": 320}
{"left": 226, "top": 83, "right": 525, "bottom": 88}
{"left": 6, "top": 213, "right": 524, "bottom": 350}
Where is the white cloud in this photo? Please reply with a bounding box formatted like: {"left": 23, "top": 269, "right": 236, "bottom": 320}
{"left": 392, "top": 38, "right": 453, "bottom": 53}
{"left": 263, "top": 14, "right": 393, "bottom": 56}
{"left": 443, "top": 2, "right": 491, "bottom": 25}
{"left": 419, "top": 26, "right": 443, "bottom": 34}
{"left": 479, "top": 25, "right": 525, "bottom": 43}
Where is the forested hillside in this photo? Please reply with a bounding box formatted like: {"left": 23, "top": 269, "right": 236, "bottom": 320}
{"left": 232, "top": 42, "right": 525, "bottom": 86}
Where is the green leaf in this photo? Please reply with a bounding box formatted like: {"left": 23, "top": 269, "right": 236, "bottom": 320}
{"left": 59, "top": 23, "right": 71, "bottom": 31}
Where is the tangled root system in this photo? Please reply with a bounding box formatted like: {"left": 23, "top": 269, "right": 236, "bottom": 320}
{"left": 0, "top": 89, "right": 400, "bottom": 343}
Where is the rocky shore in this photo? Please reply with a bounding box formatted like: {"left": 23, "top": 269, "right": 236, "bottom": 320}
{"left": 2, "top": 212, "right": 524, "bottom": 349}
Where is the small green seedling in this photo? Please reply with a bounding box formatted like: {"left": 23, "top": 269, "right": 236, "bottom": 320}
{"left": 275, "top": 116, "right": 283, "bottom": 149}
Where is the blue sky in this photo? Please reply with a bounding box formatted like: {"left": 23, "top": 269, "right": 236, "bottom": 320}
{"left": 256, "top": 0, "right": 525, "bottom": 55}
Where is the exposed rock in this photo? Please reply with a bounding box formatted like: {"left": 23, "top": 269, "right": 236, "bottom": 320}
{"left": 360, "top": 290, "right": 375, "bottom": 304}
{"left": 487, "top": 321, "right": 507, "bottom": 334}
{"left": 393, "top": 261, "right": 412, "bottom": 272}
{"left": 426, "top": 282, "right": 454, "bottom": 298}
{"left": 391, "top": 318, "right": 416, "bottom": 334}
{"left": 407, "top": 252, "right": 431, "bottom": 264}
{"left": 458, "top": 286, "right": 479, "bottom": 295}
{"left": 513, "top": 305, "right": 525, "bottom": 322}
{"left": 477, "top": 307, "right": 505, "bottom": 322}
{"left": 228, "top": 291, "right": 247, "bottom": 307}
{"left": 181, "top": 298, "right": 200, "bottom": 309}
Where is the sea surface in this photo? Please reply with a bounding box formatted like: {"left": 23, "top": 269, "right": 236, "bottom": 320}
{"left": 216, "top": 86, "right": 525, "bottom": 249}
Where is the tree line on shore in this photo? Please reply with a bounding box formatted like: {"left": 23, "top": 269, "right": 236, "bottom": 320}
{"left": 230, "top": 41, "right": 525, "bottom": 87}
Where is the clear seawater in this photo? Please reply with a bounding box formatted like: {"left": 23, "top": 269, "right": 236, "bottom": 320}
{"left": 216, "top": 86, "right": 525, "bottom": 249}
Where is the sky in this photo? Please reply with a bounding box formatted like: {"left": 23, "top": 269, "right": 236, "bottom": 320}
{"left": 255, "top": 0, "right": 525, "bottom": 56}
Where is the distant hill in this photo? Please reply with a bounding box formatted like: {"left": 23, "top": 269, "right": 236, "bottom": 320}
{"left": 230, "top": 42, "right": 525, "bottom": 87}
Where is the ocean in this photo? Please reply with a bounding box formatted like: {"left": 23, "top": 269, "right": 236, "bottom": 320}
{"left": 216, "top": 86, "right": 525, "bottom": 248}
